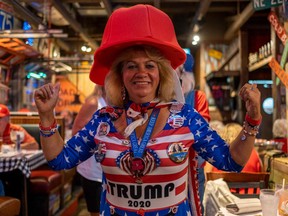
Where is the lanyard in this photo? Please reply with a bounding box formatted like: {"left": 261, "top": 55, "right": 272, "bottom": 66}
{"left": 127, "top": 108, "right": 160, "bottom": 158}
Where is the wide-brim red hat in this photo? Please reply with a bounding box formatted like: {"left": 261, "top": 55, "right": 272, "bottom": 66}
{"left": 0, "top": 104, "right": 10, "bottom": 117}
{"left": 89, "top": 4, "right": 186, "bottom": 85}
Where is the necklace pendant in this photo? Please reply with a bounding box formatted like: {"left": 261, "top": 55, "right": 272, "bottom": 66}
{"left": 131, "top": 157, "right": 145, "bottom": 172}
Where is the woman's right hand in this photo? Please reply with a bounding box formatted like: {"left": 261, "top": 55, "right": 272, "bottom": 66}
{"left": 34, "top": 83, "right": 60, "bottom": 115}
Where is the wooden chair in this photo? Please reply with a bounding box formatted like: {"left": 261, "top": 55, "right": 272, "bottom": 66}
{"left": 206, "top": 172, "right": 270, "bottom": 198}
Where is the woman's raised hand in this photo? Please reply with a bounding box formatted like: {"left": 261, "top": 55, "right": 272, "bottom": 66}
{"left": 34, "top": 83, "right": 60, "bottom": 115}
{"left": 239, "top": 83, "right": 262, "bottom": 120}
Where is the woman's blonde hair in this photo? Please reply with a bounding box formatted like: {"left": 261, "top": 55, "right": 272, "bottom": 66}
{"left": 273, "top": 119, "right": 288, "bottom": 138}
{"left": 220, "top": 123, "right": 242, "bottom": 144}
{"left": 105, "top": 46, "right": 176, "bottom": 107}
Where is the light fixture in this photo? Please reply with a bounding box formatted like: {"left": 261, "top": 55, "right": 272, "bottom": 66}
{"left": 193, "top": 35, "right": 200, "bottom": 42}
{"left": 81, "top": 44, "right": 92, "bottom": 53}
{"left": 192, "top": 41, "right": 198, "bottom": 46}
{"left": 0, "top": 29, "right": 68, "bottom": 38}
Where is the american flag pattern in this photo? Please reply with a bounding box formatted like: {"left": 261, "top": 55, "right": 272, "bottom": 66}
{"left": 48, "top": 102, "right": 243, "bottom": 216}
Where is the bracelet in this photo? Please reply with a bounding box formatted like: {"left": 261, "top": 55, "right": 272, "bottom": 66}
{"left": 39, "top": 128, "right": 57, "bottom": 137}
{"left": 241, "top": 121, "right": 259, "bottom": 141}
{"left": 39, "top": 119, "right": 58, "bottom": 137}
{"left": 243, "top": 121, "right": 260, "bottom": 131}
{"left": 39, "top": 119, "right": 57, "bottom": 130}
{"left": 245, "top": 113, "right": 262, "bottom": 126}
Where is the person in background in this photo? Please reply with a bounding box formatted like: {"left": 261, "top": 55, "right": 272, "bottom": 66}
{"left": 272, "top": 118, "right": 288, "bottom": 153}
{"left": 0, "top": 104, "right": 39, "bottom": 150}
{"left": 73, "top": 85, "right": 106, "bottom": 216}
{"left": 0, "top": 104, "right": 39, "bottom": 197}
{"left": 59, "top": 109, "right": 74, "bottom": 142}
{"left": 33, "top": 4, "right": 262, "bottom": 216}
{"left": 205, "top": 122, "right": 263, "bottom": 173}
{"left": 176, "top": 53, "right": 210, "bottom": 213}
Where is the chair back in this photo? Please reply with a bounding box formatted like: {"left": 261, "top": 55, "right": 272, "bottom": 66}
{"left": 206, "top": 172, "right": 270, "bottom": 198}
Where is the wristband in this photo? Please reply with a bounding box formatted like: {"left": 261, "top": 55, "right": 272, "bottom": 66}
{"left": 245, "top": 113, "right": 262, "bottom": 126}
{"left": 39, "top": 119, "right": 57, "bottom": 130}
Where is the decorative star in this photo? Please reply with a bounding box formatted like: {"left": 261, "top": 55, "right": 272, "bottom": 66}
{"left": 89, "top": 130, "right": 94, "bottom": 136}
{"left": 204, "top": 134, "right": 213, "bottom": 143}
{"left": 195, "top": 118, "right": 203, "bottom": 126}
{"left": 75, "top": 145, "right": 82, "bottom": 152}
{"left": 207, "top": 156, "right": 215, "bottom": 164}
{"left": 64, "top": 155, "right": 70, "bottom": 163}
{"left": 186, "top": 210, "right": 192, "bottom": 216}
{"left": 200, "top": 147, "right": 207, "bottom": 153}
{"left": 82, "top": 136, "right": 89, "bottom": 143}
{"left": 91, "top": 119, "right": 95, "bottom": 125}
{"left": 211, "top": 145, "right": 218, "bottom": 151}
{"left": 75, "top": 132, "right": 80, "bottom": 139}
{"left": 89, "top": 147, "right": 97, "bottom": 154}
{"left": 196, "top": 130, "right": 201, "bottom": 137}
{"left": 100, "top": 210, "right": 105, "bottom": 216}
{"left": 76, "top": 159, "right": 82, "bottom": 165}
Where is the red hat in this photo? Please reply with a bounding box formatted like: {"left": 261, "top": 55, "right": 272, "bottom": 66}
{"left": 0, "top": 104, "right": 10, "bottom": 117}
{"left": 89, "top": 4, "right": 186, "bottom": 85}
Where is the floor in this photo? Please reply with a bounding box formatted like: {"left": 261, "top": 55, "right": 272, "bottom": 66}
{"left": 75, "top": 197, "right": 90, "bottom": 216}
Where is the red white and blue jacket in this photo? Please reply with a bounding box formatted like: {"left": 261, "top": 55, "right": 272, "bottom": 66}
{"left": 48, "top": 102, "right": 243, "bottom": 216}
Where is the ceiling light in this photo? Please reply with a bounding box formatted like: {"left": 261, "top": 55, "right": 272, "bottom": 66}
{"left": 192, "top": 41, "right": 198, "bottom": 46}
{"left": 193, "top": 35, "right": 200, "bottom": 42}
{"left": 81, "top": 45, "right": 87, "bottom": 52}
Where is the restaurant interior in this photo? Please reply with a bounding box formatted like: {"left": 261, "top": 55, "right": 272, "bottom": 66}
{"left": 0, "top": 0, "right": 288, "bottom": 216}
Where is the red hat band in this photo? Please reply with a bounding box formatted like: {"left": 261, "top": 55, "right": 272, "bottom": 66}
{"left": 90, "top": 4, "right": 186, "bottom": 85}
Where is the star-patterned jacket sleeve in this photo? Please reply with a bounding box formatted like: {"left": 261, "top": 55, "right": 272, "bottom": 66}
{"left": 184, "top": 104, "right": 243, "bottom": 172}
{"left": 47, "top": 110, "right": 106, "bottom": 170}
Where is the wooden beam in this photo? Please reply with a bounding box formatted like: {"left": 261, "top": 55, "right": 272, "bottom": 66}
{"left": 224, "top": 2, "right": 254, "bottom": 41}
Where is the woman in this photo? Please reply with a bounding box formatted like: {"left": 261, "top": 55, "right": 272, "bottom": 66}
{"left": 34, "top": 4, "right": 262, "bottom": 216}
{"left": 73, "top": 85, "right": 106, "bottom": 216}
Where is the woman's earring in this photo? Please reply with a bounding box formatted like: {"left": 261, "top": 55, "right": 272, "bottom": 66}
{"left": 121, "top": 86, "right": 126, "bottom": 101}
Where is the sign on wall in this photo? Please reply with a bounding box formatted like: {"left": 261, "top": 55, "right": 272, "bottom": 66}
{"left": 253, "top": 0, "right": 283, "bottom": 11}
{"left": 0, "top": 1, "right": 13, "bottom": 30}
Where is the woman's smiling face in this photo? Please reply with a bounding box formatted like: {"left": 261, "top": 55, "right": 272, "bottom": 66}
{"left": 122, "top": 50, "right": 160, "bottom": 104}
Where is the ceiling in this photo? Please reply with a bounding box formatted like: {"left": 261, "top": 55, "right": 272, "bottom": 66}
{"left": 1, "top": 0, "right": 270, "bottom": 72}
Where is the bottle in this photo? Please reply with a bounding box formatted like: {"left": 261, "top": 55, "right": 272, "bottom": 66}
{"left": 16, "top": 133, "right": 21, "bottom": 153}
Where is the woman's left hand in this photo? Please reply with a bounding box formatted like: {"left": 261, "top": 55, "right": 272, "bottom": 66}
{"left": 239, "top": 83, "right": 261, "bottom": 120}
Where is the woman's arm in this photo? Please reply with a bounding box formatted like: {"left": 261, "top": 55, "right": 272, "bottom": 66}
{"left": 229, "top": 83, "right": 261, "bottom": 166}
{"left": 34, "top": 83, "right": 65, "bottom": 160}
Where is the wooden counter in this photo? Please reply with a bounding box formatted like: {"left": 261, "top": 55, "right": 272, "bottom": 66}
{"left": 269, "top": 157, "right": 288, "bottom": 187}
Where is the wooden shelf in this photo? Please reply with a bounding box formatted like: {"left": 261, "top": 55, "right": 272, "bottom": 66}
{"left": 205, "top": 70, "right": 240, "bottom": 82}
{"left": 218, "top": 46, "right": 239, "bottom": 71}
{"left": 248, "top": 55, "right": 272, "bottom": 72}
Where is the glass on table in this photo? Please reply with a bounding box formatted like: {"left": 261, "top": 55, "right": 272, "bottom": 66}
{"left": 10, "top": 130, "right": 24, "bottom": 152}
{"left": 276, "top": 183, "right": 288, "bottom": 216}
{"left": 260, "top": 189, "right": 279, "bottom": 216}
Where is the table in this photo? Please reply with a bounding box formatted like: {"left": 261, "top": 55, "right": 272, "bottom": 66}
{"left": 217, "top": 207, "right": 262, "bottom": 215}
{"left": 0, "top": 149, "right": 47, "bottom": 216}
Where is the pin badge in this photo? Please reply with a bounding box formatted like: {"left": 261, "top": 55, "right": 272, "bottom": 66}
{"left": 167, "top": 115, "right": 184, "bottom": 128}
{"left": 97, "top": 122, "right": 110, "bottom": 136}
{"left": 94, "top": 143, "right": 106, "bottom": 162}
{"left": 167, "top": 142, "right": 188, "bottom": 163}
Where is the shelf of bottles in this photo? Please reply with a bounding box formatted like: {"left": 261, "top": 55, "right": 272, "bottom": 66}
{"left": 248, "top": 41, "right": 273, "bottom": 72}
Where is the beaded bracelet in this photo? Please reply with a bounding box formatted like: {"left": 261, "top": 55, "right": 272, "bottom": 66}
{"left": 39, "top": 119, "right": 58, "bottom": 137}
{"left": 245, "top": 113, "right": 262, "bottom": 126}
{"left": 241, "top": 121, "right": 259, "bottom": 141}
